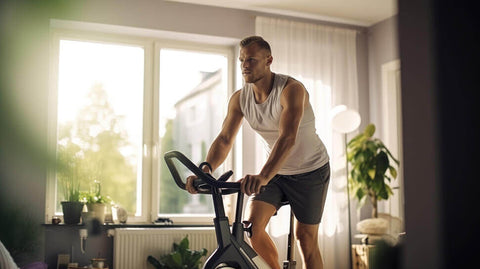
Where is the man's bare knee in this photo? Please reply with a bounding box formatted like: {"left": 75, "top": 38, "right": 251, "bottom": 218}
{"left": 250, "top": 221, "right": 266, "bottom": 237}
{"left": 245, "top": 201, "right": 276, "bottom": 243}
{"left": 245, "top": 201, "right": 280, "bottom": 269}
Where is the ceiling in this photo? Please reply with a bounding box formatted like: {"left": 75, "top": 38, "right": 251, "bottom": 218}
{"left": 167, "top": 0, "right": 397, "bottom": 26}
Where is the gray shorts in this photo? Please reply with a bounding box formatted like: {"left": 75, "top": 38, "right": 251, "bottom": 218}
{"left": 251, "top": 162, "right": 330, "bottom": 224}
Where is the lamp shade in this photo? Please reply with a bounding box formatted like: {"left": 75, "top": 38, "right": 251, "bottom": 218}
{"left": 332, "top": 107, "right": 361, "bottom": 134}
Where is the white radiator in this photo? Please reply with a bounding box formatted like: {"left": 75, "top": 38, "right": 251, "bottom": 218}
{"left": 113, "top": 227, "right": 217, "bottom": 269}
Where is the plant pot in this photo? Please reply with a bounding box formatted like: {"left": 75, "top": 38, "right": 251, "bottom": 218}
{"left": 61, "top": 201, "right": 85, "bottom": 224}
{"left": 86, "top": 203, "right": 106, "bottom": 224}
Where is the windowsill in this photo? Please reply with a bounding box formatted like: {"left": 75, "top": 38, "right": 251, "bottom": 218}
{"left": 42, "top": 223, "right": 214, "bottom": 228}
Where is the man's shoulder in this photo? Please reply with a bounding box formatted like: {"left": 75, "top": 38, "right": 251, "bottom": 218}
{"left": 283, "top": 77, "right": 306, "bottom": 92}
{"left": 280, "top": 76, "right": 307, "bottom": 106}
{"left": 231, "top": 89, "right": 242, "bottom": 99}
{"left": 229, "top": 89, "right": 243, "bottom": 107}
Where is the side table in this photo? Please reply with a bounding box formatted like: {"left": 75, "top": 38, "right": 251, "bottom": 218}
{"left": 352, "top": 244, "right": 377, "bottom": 269}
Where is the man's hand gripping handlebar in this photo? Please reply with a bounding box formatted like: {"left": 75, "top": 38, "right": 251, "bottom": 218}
{"left": 164, "top": 151, "right": 240, "bottom": 195}
{"left": 164, "top": 151, "right": 266, "bottom": 195}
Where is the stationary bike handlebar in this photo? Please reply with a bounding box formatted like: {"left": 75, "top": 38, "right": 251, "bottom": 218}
{"left": 164, "top": 150, "right": 239, "bottom": 195}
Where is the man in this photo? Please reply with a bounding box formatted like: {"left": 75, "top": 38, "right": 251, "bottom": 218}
{"left": 186, "top": 36, "right": 330, "bottom": 269}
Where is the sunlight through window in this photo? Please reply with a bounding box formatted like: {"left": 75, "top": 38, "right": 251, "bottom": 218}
{"left": 56, "top": 40, "right": 144, "bottom": 216}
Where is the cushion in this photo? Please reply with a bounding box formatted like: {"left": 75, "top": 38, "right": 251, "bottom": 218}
{"left": 356, "top": 217, "right": 389, "bottom": 235}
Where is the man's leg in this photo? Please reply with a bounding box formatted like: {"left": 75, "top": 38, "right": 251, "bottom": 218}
{"left": 296, "top": 221, "right": 323, "bottom": 269}
{"left": 246, "top": 200, "right": 279, "bottom": 269}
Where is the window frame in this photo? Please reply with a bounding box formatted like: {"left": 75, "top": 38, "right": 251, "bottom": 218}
{"left": 47, "top": 29, "right": 154, "bottom": 223}
{"left": 152, "top": 40, "right": 235, "bottom": 224}
{"left": 46, "top": 25, "right": 237, "bottom": 224}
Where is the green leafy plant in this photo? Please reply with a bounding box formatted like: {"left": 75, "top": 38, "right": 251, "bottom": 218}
{"left": 80, "top": 180, "right": 112, "bottom": 204}
{"left": 56, "top": 153, "right": 82, "bottom": 202}
{"left": 147, "top": 236, "right": 208, "bottom": 269}
{"left": 62, "top": 179, "right": 81, "bottom": 202}
{"left": 80, "top": 181, "right": 113, "bottom": 224}
{"left": 347, "top": 123, "right": 399, "bottom": 218}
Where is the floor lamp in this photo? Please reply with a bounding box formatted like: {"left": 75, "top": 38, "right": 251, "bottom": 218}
{"left": 332, "top": 106, "right": 361, "bottom": 269}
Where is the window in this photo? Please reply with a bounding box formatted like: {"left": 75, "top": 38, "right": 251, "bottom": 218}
{"left": 48, "top": 29, "right": 234, "bottom": 223}
{"left": 157, "top": 49, "right": 229, "bottom": 218}
{"left": 53, "top": 38, "right": 145, "bottom": 221}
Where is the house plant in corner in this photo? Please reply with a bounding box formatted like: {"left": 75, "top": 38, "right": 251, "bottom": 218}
{"left": 347, "top": 123, "right": 402, "bottom": 244}
{"left": 347, "top": 123, "right": 399, "bottom": 218}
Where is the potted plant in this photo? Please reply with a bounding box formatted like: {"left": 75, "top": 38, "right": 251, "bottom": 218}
{"left": 147, "top": 236, "right": 207, "bottom": 269}
{"left": 80, "top": 180, "right": 112, "bottom": 224}
{"left": 60, "top": 180, "right": 84, "bottom": 224}
{"left": 57, "top": 158, "right": 84, "bottom": 224}
{"left": 347, "top": 123, "right": 399, "bottom": 218}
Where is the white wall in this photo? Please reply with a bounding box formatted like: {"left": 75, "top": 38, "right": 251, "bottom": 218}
{"left": 366, "top": 15, "right": 402, "bottom": 219}
{"left": 368, "top": 15, "right": 400, "bottom": 134}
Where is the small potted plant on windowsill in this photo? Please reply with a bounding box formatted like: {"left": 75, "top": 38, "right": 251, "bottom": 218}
{"left": 80, "top": 181, "right": 112, "bottom": 224}
{"left": 60, "top": 182, "right": 84, "bottom": 224}
{"left": 57, "top": 160, "right": 85, "bottom": 225}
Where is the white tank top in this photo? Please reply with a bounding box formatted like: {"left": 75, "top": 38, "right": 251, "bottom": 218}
{"left": 239, "top": 73, "right": 329, "bottom": 175}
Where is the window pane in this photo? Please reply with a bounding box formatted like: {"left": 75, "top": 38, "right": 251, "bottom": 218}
{"left": 158, "top": 49, "right": 228, "bottom": 215}
{"left": 55, "top": 40, "right": 144, "bottom": 216}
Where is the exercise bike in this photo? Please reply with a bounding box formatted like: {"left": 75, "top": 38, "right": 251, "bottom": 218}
{"left": 164, "top": 151, "right": 297, "bottom": 269}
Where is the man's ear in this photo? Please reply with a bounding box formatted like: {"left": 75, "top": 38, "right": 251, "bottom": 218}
{"left": 266, "top": 55, "right": 273, "bottom": 66}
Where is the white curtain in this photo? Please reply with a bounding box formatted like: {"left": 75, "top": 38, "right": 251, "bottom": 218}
{"left": 256, "top": 16, "right": 359, "bottom": 269}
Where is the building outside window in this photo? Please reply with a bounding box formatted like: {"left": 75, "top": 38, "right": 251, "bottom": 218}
{"left": 158, "top": 49, "right": 228, "bottom": 217}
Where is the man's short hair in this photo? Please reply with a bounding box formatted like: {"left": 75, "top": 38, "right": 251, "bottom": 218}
{"left": 240, "top": 36, "right": 271, "bottom": 55}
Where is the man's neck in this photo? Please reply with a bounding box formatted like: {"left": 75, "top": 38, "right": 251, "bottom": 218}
{"left": 252, "top": 72, "right": 275, "bottom": 104}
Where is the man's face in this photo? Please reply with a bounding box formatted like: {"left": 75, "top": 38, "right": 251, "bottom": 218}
{"left": 239, "top": 44, "right": 272, "bottom": 83}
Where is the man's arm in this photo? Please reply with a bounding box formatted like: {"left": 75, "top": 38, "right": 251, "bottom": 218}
{"left": 185, "top": 90, "right": 243, "bottom": 194}
{"left": 240, "top": 80, "right": 306, "bottom": 195}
